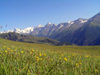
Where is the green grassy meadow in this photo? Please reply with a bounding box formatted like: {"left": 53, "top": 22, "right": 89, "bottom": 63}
{"left": 0, "top": 38, "right": 100, "bottom": 75}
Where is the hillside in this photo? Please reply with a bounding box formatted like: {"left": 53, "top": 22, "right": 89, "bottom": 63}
{"left": 0, "top": 32, "right": 63, "bottom": 45}
{"left": 0, "top": 38, "right": 100, "bottom": 74}
{"left": 71, "top": 13, "right": 100, "bottom": 45}
{"left": 0, "top": 38, "right": 100, "bottom": 55}
{"left": 29, "top": 13, "right": 100, "bottom": 46}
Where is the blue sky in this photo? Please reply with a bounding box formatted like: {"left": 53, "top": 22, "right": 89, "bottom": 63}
{"left": 0, "top": 0, "right": 100, "bottom": 31}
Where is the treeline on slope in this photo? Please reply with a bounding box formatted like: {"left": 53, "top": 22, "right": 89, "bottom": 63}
{"left": 0, "top": 32, "right": 70, "bottom": 45}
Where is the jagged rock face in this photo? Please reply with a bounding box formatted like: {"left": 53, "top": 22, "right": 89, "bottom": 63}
{"left": 30, "top": 18, "right": 88, "bottom": 39}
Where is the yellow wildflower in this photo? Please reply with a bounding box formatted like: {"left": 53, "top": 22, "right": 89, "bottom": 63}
{"left": 85, "top": 55, "right": 89, "bottom": 58}
{"left": 36, "top": 56, "right": 40, "bottom": 61}
{"left": 30, "top": 52, "right": 33, "bottom": 54}
{"left": 10, "top": 50, "right": 13, "bottom": 52}
{"left": 21, "top": 51, "right": 24, "bottom": 54}
{"left": 39, "top": 53, "right": 42, "bottom": 56}
{"left": 64, "top": 57, "right": 67, "bottom": 61}
{"left": 32, "top": 49, "right": 34, "bottom": 52}
{"left": 79, "top": 62, "right": 82, "bottom": 65}
{"left": 5, "top": 50, "right": 8, "bottom": 53}
{"left": 95, "top": 69, "right": 99, "bottom": 72}
{"left": 76, "top": 63, "right": 79, "bottom": 67}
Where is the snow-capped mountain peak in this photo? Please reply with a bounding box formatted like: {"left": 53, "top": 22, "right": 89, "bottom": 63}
{"left": 77, "top": 18, "right": 88, "bottom": 23}
{"left": 37, "top": 24, "right": 44, "bottom": 28}
{"left": 47, "top": 22, "right": 52, "bottom": 25}
{"left": 0, "top": 18, "right": 88, "bottom": 35}
{"left": 67, "top": 21, "right": 74, "bottom": 24}
{"left": 14, "top": 27, "right": 34, "bottom": 34}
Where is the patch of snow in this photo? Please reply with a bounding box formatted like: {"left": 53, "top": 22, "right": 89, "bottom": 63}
{"left": 37, "top": 24, "right": 44, "bottom": 28}
{"left": 68, "top": 21, "right": 74, "bottom": 24}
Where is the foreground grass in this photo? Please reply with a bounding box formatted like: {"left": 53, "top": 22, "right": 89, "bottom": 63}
{"left": 0, "top": 38, "right": 100, "bottom": 75}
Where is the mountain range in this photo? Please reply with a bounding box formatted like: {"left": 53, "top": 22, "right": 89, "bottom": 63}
{"left": 0, "top": 12, "right": 100, "bottom": 45}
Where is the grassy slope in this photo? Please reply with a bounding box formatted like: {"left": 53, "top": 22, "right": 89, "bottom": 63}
{"left": 0, "top": 32, "right": 61, "bottom": 45}
{"left": 0, "top": 38, "right": 100, "bottom": 75}
{"left": 0, "top": 38, "right": 100, "bottom": 57}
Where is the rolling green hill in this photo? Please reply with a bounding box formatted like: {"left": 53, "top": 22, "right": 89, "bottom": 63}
{"left": 0, "top": 32, "right": 63, "bottom": 45}
{"left": 0, "top": 38, "right": 100, "bottom": 56}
